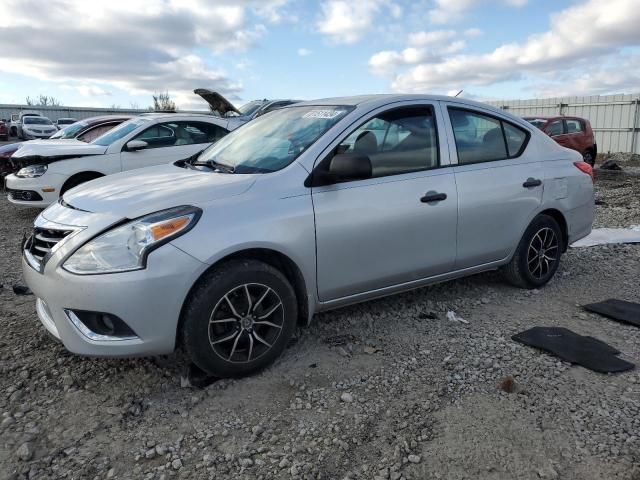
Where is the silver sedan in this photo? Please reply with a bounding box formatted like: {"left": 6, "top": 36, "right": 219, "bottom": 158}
{"left": 22, "top": 94, "right": 594, "bottom": 377}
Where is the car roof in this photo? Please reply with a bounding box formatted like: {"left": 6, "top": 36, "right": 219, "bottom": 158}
{"left": 138, "top": 112, "right": 222, "bottom": 119}
{"left": 79, "top": 114, "right": 134, "bottom": 125}
{"left": 293, "top": 94, "right": 504, "bottom": 112}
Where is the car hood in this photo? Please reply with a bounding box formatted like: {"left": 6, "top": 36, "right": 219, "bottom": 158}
{"left": 10, "top": 139, "right": 107, "bottom": 167}
{"left": 194, "top": 88, "right": 241, "bottom": 116}
{"left": 61, "top": 163, "right": 257, "bottom": 218}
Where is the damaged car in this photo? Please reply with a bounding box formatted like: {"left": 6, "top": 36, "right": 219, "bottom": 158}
{"left": 1, "top": 115, "right": 133, "bottom": 180}
{"left": 5, "top": 113, "right": 231, "bottom": 206}
{"left": 194, "top": 88, "right": 299, "bottom": 129}
{"left": 22, "top": 94, "right": 594, "bottom": 378}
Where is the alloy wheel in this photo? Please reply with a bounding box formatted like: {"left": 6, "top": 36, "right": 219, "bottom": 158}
{"left": 527, "top": 227, "right": 559, "bottom": 280}
{"left": 208, "top": 283, "right": 284, "bottom": 363}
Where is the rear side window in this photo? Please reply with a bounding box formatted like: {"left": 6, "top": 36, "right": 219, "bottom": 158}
{"left": 448, "top": 108, "right": 529, "bottom": 165}
{"left": 565, "top": 119, "right": 584, "bottom": 133}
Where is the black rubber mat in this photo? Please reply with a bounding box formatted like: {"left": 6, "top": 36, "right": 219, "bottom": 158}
{"left": 583, "top": 299, "right": 640, "bottom": 328}
{"left": 512, "top": 327, "right": 634, "bottom": 373}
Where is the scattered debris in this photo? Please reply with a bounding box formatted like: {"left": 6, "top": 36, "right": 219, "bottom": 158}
{"left": 12, "top": 285, "right": 32, "bottom": 296}
{"left": 513, "top": 327, "right": 634, "bottom": 373}
{"left": 181, "top": 363, "right": 218, "bottom": 389}
{"left": 323, "top": 334, "right": 357, "bottom": 346}
{"left": 340, "top": 392, "right": 354, "bottom": 403}
{"left": 599, "top": 159, "right": 622, "bottom": 171}
{"left": 584, "top": 299, "right": 640, "bottom": 328}
{"left": 446, "top": 310, "right": 469, "bottom": 324}
{"left": 363, "top": 345, "right": 382, "bottom": 354}
{"left": 498, "top": 376, "right": 518, "bottom": 393}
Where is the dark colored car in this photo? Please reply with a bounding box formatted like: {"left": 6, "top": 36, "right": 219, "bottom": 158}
{"left": 0, "top": 119, "right": 8, "bottom": 141}
{"left": 524, "top": 116, "right": 597, "bottom": 165}
{"left": 0, "top": 115, "right": 133, "bottom": 181}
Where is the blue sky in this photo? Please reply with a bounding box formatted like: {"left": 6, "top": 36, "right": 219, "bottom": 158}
{"left": 0, "top": 0, "right": 638, "bottom": 110}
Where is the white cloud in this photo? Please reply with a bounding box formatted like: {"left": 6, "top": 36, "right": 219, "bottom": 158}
{"left": 61, "top": 84, "right": 112, "bottom": 97}
{"left": 297, "top": 48, "right": 312, "bottom": 56}
{"left": 0, "top": 0, "right": 290, "bottom": 107}
{"left": 429, "top": 0, "right": 528, "bottom": 24}
{"left": 316, "top": 0, "right": 402, "bottom": 44}
{"left": 370, "top": 0, "right": 640, "bottom": 97}
{"left": 369, "top": 29, "right": 466, "bottom": 75}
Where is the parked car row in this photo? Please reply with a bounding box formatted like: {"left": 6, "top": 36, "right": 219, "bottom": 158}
{"left": 10, "top": 93, "right": 595, "bottom": 379}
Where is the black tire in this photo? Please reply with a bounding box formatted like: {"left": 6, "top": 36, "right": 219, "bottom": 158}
{"left": 181, "top": 259, "right": 297, "bottom": 378}
{"left": 503, "top": 214, "right": 563, "bottom": 289}
{"left": 60, "top": 173, "right": 102, "bottom": 196}
{"left": 583, "top": 150, "right": 595, "bottom": 166}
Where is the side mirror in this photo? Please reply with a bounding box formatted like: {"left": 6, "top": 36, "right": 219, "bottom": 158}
{"left": 125, "top": 140, "right": 148, "bottom": 151}
{"left": 329, "top": 153, "right": 372, "bottom": 182}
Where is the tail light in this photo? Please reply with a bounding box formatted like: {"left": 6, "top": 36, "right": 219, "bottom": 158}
{"left": 574, "top": 161, "right": 595, "bottom": 183}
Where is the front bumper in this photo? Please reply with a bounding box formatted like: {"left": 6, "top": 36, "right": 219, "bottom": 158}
{"left": 22, "top": 131, "right": 55, "bottom": 139}
{"left": 23, "top": 212, "right": 208, "bottom": 357}
{"left": 5, "top": 173, "right": 63, "bottom": 207}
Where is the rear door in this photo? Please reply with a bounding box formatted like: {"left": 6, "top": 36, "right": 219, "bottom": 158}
{"left": 120, "top": 121, "right": 227, "bottom": 171}
{"left": 444, "top": 104, "right": 543, "bottom": 269}
{"left": 312, "top": 102, "right": 458, "bottom": 301}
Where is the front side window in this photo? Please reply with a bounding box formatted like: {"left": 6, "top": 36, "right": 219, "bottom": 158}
{"left": 78, "top": 123, "right": 119, "bottom": 143}
{"left": 133, "top": 121, "right": 228, "bottom": 149}
{"left": 197, "top": 105, "right": 351, "bottom": 173}
{"left": 335, "top": 107, "right": 439, "bottom": 178}
{"left": 449, "top": 108, "right": 529, "bottom": 164}
{"left": 565, "top": 119, "right": 584, "bottom": 134}
{"left": 92, "top": 117, "right": 150, "bottom": 146}
{"left": 50, "top": 121, "right": 88, "bottom": 139}
{"left": 546, "top": 120, "right": 564, "bottom": 136}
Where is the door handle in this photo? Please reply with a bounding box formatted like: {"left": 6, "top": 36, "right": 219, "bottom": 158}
{"left": 420, "top": 192, "right": 447, "bottom": 203}
{"left": 523, "top": 178, "right": 542, "bottom": 188}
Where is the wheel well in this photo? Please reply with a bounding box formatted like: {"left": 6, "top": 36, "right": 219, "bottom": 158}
{"left": 60, "top": 171, "right": 104, "bottom": 195}
{"left": 540, "top": 209, "right": 568, "bottom": 251}
{"left": 177, "top": 248, "right": 310, "bottom": 347}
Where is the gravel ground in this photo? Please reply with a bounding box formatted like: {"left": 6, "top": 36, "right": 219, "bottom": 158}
{"left": 1, "top": 162, "right": 639, "bottom": 480}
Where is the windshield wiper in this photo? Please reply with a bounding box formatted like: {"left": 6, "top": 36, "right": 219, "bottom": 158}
{"left": 192, "top": 158, "right": 235, "bottom": 173}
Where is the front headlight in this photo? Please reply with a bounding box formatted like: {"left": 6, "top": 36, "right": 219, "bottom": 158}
{"left": 17, "top": 164, "right": 48, "bottom": 177}
{"left": 63, "top": 206, "right": 201, "bottom": 275}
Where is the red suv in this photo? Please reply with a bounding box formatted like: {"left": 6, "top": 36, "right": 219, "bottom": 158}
{"left": 524, "top": 116, "right": 597, "bottom": 165}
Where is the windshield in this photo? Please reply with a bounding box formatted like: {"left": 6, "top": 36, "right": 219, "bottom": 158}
{"left": 24, "top": 117, "right": 53, "bottom": 125}
{"left": 50, "top": 120, "right": 88, "bottom": 139}
{"left": 92, "top": 117, "right": 150, "bottom": 146}
{"left": 237, "top": 100, "right": 265, "bottom": 117}
{"left": 197, "top": 105, "right": 351, "bottom": 173}
{"left": 524, "top": 118, "right": 547, "bottom": 129}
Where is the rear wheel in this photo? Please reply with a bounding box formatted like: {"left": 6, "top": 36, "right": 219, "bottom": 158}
{"left": 583, "top": 149, "right": 595, "bottom": 166}
{"left": 181, "top": 259, "right": 297, "bottom": 378}
{"left": 503, "top": 214, "right": 563, "bottom": 289}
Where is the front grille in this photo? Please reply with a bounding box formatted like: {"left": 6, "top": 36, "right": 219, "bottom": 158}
{"left": 26, "top": 227, "right": 73, "bottom": 265}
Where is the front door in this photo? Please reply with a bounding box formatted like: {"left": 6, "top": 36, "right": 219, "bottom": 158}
{"left": 312, "top": 104, "right": 458, "bottom": 301}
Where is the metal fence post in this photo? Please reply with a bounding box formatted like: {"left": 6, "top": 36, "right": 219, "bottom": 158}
{"left": 631, "top": 98, "right": 640, "bottom": 155}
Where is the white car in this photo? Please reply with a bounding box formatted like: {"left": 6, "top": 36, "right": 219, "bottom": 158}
{"left": 5, "top": 113, "right": 232, "bottom": 207}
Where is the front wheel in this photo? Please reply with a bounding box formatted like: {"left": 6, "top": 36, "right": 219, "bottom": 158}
{"left": 503, "top": 214, "right": 563, "bottom": 289}
{"left": 181, "top": 259, "right": 297, "bottom": 378}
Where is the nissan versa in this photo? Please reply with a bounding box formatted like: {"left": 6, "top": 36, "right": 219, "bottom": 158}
{"left": 23, "top": 95, "right": 595, "bottom": 378}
